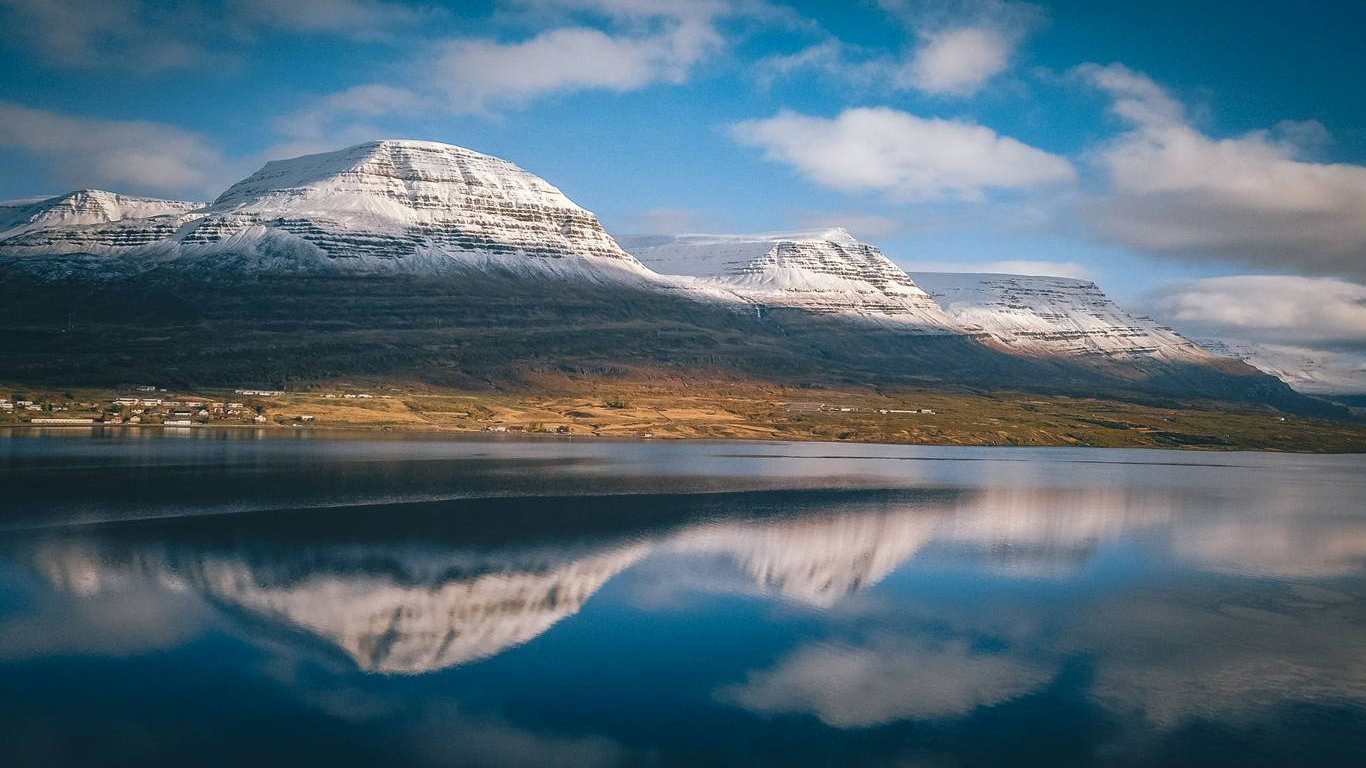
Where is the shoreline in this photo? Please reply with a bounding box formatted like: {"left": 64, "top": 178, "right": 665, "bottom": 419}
{"left": 4, "top": 419, "right": 1366, "bottom": 455}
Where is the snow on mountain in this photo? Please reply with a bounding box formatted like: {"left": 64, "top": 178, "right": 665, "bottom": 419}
{"left": 1195, "top": 339, "right": 1366, "bottom": 395}
{"left": 0, "top": 140, "right": 649, "bottom": 281}
{"left": 670, "top": 509, "right": 938, "bottom": 607}
{"left": 617, "top": 229, "right": 956, "bottom": 330}
{"left": 0, "top": 189, "right": 205, "bottom": 250}
{"left": 910, "top": 272, "right": 1215, "bottom": 362}
{"left": 34, "top": 537, "right": 648, "bottom": 675}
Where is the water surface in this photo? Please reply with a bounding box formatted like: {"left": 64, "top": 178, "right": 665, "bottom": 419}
{"left": 2, "top": 430, "right": 1365, "bottom": 766}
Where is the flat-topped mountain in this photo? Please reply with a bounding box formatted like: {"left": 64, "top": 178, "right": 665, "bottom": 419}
{"left": 911, "top": 272, "right": 1214, "bottom": 363}
{"left": 0, "top": 140, "right": 644, "bottom": 277}
{"left": 195, "top": 139, "right": 640, "bottom": 265}
{"left": 618, "top": 229, "right": 954, "bottom": 329}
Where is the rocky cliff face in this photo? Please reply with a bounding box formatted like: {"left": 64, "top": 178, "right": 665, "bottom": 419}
{"left": 0, "top": 140, "right": 645, "bottom": 278}
{"left": 0, "top": 189, "right": 204, "bottom": 251}
{"left": 618, "top": 229, "right": 956, "bottom": 331}
{"left": 910, "top": 272, "right": 1214, "bottom": 362}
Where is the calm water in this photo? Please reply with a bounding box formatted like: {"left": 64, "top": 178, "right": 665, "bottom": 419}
{"left": 2, "top": 430, "right": 1365, "bottom": 767}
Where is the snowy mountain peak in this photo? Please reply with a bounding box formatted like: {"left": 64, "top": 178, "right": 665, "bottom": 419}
{"left": 911, "top": 272, "right": 1215, "bottom": 362}
{"left": 617, "top": 229, "right": 955, "bottom": 330}
{"left": 0, "top": 189, "right": 203, "bottom": 240}
{"left": 0, "top": 140, "right": 645, "bottom": 275}
{"left": 189, "top": 139, "right": 640, "bottom": 266}
{"left": 213, "top": 139, "right": 584, "bottom": 217}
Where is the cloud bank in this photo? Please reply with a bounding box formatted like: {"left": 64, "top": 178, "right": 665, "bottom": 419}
{"left": 0, "top": 103, "right": 232, "bottom": 198}
{"left": 731, "top": 107, "right": 1075, "bottom": 202}
{"left": 1079, "top": 63, "right": 1366, "bottom": 279}
{"left": 1149, "top": 275, "right": 1366, "bottom": 350}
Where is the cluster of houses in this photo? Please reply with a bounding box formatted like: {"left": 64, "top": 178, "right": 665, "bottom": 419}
{"left": 105, "top": 396, "right": 267, "bottom": 425}
{"left": 3, "top": 393, "right": 272, "bottom": 426}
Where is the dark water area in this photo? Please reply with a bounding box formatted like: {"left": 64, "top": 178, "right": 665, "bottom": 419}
{"left": 2, "top": 429, "right": 1365, "bottom": 767}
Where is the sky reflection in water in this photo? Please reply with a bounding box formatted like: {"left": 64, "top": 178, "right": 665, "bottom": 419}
{"left": 1, "top": 431, "right": 1364, "bottom": 766}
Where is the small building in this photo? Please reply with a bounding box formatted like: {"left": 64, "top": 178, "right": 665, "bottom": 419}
{"left": 164, "top": 419, "right": 193, "bottom": 426}
{"left": 29, "top": 418, "right": 96, "bottom": 424}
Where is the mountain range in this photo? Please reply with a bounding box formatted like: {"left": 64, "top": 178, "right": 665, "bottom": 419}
{"left": 0, "top": 139, "right": 1349, "bottom": 415}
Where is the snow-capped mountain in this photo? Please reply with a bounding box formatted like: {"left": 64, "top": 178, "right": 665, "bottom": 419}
{"left": 33, "top": 537, "right": 647, "bottom": 675}
{"left": 618, "top": 229, "right": 956, "bottom": 330}
{"left": 1196, "top": 339, "right": 1366, "bottom": 396}
{"left": 0, "top": 140, "right": 648, "bottom": 280}
{"left": 910, "top": 272, "right": 1214, "bottom": 362}
{"left": 0, "top": 189, "right": 204, "bottom": 250}
{"left": 670, "top": 509, "right": 939, "bottom": 607}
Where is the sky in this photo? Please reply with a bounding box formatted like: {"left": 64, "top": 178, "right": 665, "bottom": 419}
{"left": 1, "top": 0, "right": 1365, "bottom": 362}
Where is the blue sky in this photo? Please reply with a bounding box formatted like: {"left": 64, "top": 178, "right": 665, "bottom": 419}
{"left": 2, "top": 0, "right": 1365, "bottom": 353}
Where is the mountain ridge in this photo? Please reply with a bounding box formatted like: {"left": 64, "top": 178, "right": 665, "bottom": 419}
{"left": 0, "top": 139, "right": 1343, "bottom": 418}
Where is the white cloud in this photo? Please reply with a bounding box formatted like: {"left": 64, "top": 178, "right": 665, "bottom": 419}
{"left": 731, "top": 107, "right": 1075, "bottom": 202}
{"left": 275, "top": 0, "right": 769, "bottom": 141}
{"left": 0, "top": 103, "right": 234, "bottom": 198}
{"left": 1079, "top": 63, "right": 1366, "bottom": 277}
{"left": 431, "top": 22, "right": 719, "bottom": 112}
{"left": 719, "top": 637, "right": 1053, "bottom": 727}
{"left": 762, "top": 1, "right": 1040, "bottom": 97}
{"left": 902, "top": 26, "right": 1012, "bottom": 96}
{"left": 1149, "top": 275, "right": 1366, "bottom": 348}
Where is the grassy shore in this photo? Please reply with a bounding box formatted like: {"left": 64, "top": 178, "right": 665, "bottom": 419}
{"left": 4, "top": 378, "right": 1365, "bottom": 452}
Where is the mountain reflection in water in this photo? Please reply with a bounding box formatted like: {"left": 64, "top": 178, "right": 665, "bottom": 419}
{"left": 1, "top": 435, "right": 1365, "bottom": 766}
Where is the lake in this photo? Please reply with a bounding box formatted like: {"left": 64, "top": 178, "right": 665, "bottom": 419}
{"left": 2, "top": 429, "right": 1365, "bottom": 766}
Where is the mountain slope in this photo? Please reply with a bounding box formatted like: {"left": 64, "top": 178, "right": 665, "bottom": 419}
{"left": 911, "top": 272, "right": 1214, "bottom": 362}
{"left": 619, "top": 229, "right": 955, "bottom": 331}
{"left": 1197, "top": 339, "right": 1366, "bottom": 396}
{"left": 0, "top": 189, "right": 205, "bottom": 251}
{"left": 0, "top": 140, "right": 647, "bottom": 280}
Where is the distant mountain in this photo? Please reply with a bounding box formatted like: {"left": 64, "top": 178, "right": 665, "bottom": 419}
{"left": 0, "top": 189, "right": 204, "bottom": 251}
{"left": 1196, "top": 339, "right": 1366, "bottom": 396}
{"left": 911, "top": 272, "right": 1214, "bottom": 364}
{"left": 618, "top": 229, "right": 954, "bottom": 331}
